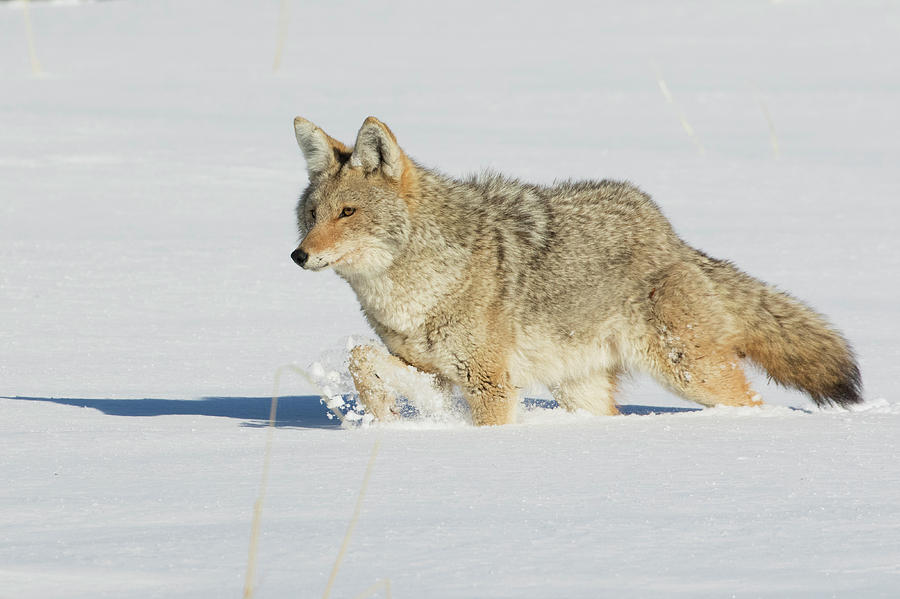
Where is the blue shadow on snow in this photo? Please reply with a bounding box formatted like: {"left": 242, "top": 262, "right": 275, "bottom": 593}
{"left": 4, "top": 395, "right": 700, "bottom": 429}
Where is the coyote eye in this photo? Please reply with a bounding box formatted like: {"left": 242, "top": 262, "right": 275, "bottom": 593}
{"left": 309, "top": 209, "right": 316, "bottom": 221}
{"left": 339, "top": 207, "right": 356, "bottom": 218}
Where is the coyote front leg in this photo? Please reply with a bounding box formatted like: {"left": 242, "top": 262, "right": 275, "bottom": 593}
{"left": 348, "top": 345, "right": 450, "bottom": 421}
{"left": 348, "top": 345, "right": 407, "bottom": 420}
{"left": 458, "top": 352, "right": 518, "bottom": 426}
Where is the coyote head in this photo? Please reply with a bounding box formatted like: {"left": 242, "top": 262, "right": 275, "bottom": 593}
{"left": 291, "top": 116, "right": 414, "bottom": 279}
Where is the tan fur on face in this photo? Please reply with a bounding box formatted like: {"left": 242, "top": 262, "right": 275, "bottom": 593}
{"left": 299, "top": 219, "right": 344, "bottom": 256}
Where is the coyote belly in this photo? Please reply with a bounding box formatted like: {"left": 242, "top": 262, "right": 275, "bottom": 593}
{"left": 289, "top": 116, "right": 862, "bottom": 425}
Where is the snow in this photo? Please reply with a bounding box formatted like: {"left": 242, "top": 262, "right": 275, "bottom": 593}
{"left": 1, "top": 1, "right": 899, "bottom": 597}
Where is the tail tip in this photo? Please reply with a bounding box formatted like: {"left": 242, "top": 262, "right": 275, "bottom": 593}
{"left": 815, "top": 363, "right": 863, "bottom": 408}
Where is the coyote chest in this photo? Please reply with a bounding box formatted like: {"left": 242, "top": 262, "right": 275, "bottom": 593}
{"left": 352, "top": 274, "right": 433, "bottom": 338}
{"left": 350, "top": 272, "right": 463, "bottom": 375}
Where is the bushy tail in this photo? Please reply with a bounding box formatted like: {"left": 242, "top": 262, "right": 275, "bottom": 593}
{"left": 702, "top": 256, "right": 862, "bottom": 407}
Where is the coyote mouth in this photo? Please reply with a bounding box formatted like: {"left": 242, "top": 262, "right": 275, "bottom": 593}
{"left": 333, "top": 248, "right": 364, "bottom": 267}
{"left": 301, "top": 255, "right": 331, "bottom": 271}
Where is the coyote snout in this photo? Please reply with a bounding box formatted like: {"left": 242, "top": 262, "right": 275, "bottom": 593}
{"left": 290, "top": 247, "right": 308, "bottom": 268}
{"left": 291, "top": 243, "right": 331, "bottom": 271}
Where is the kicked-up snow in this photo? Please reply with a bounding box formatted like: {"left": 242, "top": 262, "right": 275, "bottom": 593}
{"left": 1, "top": 1, "right": 899, "bottom": 597}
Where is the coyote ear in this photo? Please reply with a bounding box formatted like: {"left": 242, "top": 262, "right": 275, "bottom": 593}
{"left": 293, "top": 117, "right": 349, "bottom": 179}
{"left": 349, "top": 116, "right": 405, "bottom": 180}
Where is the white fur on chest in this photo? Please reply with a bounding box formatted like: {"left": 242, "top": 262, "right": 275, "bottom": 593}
{"left": 351, "top": 274, "right": 433, "bottom": 336}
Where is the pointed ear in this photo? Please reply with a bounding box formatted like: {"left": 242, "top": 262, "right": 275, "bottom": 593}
{"left": 349, "top": 116, "right": 405, "bottom": 180}
{"left": 293, "top": 117, "right": 350, "bottom": 179}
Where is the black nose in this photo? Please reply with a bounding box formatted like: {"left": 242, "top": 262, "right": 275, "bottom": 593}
{"left": 290, "top": 248, "right": 308, "bottom": 267}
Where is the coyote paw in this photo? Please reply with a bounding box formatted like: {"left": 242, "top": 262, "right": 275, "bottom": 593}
{"left": 349, "top": 345, "right": 400, "bottom": 421}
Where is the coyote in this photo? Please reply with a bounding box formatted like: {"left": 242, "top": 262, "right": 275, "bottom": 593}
{"left": 289, "top": 116, "right": 861, "bottom": 425}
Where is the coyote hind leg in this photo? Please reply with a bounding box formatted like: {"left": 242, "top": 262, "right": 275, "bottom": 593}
{"left": 644, "top": 267, "right": 763, "bottom": 408}
{"left": 652, "top": 346, "right": 763, "bottom": 408}
{"left": 553, "top": 369, "right": 620, "bottom": 416}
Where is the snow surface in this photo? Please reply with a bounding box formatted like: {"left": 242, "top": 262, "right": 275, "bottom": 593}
{"left": 1, "top": 1, "right": 899, "bottom": 597}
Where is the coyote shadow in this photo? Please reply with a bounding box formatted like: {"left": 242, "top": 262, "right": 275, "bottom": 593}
{"left": 523, "top": 397, "right": 700, "bottom": 416}
{"left": 4, "top": 395, "right": 341, "bottom": 429}
{"left": 6, "top": 395, "right": 699, "bottom": 428}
